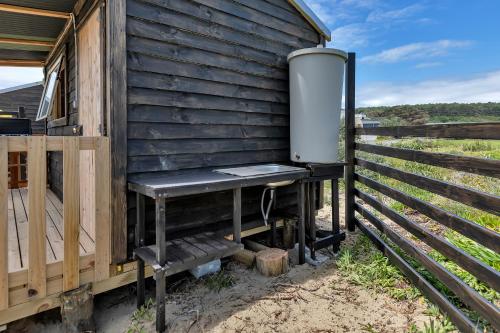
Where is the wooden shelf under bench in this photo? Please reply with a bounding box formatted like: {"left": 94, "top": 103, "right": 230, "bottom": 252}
{"left": 134, "top": 232, "right": 243, "bottom": 277}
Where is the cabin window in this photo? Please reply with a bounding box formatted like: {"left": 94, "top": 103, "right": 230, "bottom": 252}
{"left": 36, "top": 53, "right": 68, "bottom": 125}
{"left": 54, "top": 59, "right": 67, "bottom": 121}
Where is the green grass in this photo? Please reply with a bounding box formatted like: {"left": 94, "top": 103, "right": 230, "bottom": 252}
{"left": 204, "top": 269, "right": 234, "bottom": 292}
{"left": 350, "top": 137, "right": 500, "bottom": 331}
{"left": 337, "top": 235, "right": 420, "bottom": 301}
{"left": 127, "top": 299, "right": 155, "bottom": 333}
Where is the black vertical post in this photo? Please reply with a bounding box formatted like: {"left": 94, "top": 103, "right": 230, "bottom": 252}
{"left": 345, "top": 53, "right": 356, "bottom": 232}
{"left": 233, "top": 188, "right": 242, "bottom": 244}
{"left": 298, "top": 181, "right": 306, "bottom": 264}
{"left": 18, "top": 106, "right": 26, "bottom": 118}
{"left": 332, "top": 179, "right": 340, "bottom": 252}
{"left": 136, "top": 193, "right": 145, "bottom": 308}
{"left": 155, "top": 269, "right": 166, "bottom": 332}
{"left": 308, "top": 181, "right": 316, "bottom": 260}
{"left": 155, "top": 198, "right": 166, "bottom": 332}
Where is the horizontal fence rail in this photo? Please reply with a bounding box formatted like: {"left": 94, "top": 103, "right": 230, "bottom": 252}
{"left": 348, "top": 121, "right": 500, "bottom": 332}
{"left": 355, "top": 158, "right": 500, "bottom": 216}
{"left": 355, "top": 218, "right": 492, "bottom": 332}
{"left": 355, "top": 142, "right": 500, "bottom": 178}
{"left": 354, "top": 173, "right": 500, "bottom": 253}
{"left": 356, "top": 122, "right": 500, "bottom": 140}
{"left": 0, "top": 136, "right": 110, "bottom": 311}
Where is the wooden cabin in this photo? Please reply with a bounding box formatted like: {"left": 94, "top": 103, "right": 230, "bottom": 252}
{"left": 0, "top": 0, "right": 332, "bottom": 325}
{"left": 0, "top": 81, "right": 44, "bottom": 134}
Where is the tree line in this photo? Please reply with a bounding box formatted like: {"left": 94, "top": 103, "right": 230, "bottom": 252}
{"left": 357, "top": 102, "right": 500, "bottom": 125}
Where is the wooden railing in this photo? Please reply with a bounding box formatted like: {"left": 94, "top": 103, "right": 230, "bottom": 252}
{"left": 7, "top": 152, "right": 27, "bottom": 189}
{"left": 345, "top": 122, "right": 500, "bottom": 332}
{"left": 0, "top": 136, "right": 110, "bottom": 311}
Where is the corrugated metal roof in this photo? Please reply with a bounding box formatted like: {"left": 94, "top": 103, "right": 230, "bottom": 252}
{"left": 289, "top": 0, "right": 331, "bottom": 41}
{"left": 0, "top": 12, "right": 65, "bottom": 39}
{"left": 0, "top": 0, "right": 77, "bottom": 63}
{"left": 0, "top": 0, "right": 76, "bottom": 13}
{"left": 0, "top": 48, "right": 49, "bottom": 60}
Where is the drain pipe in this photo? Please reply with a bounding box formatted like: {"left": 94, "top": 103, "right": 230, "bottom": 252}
{"left": 260, "top": 187, "right": 276, "bottom": 226}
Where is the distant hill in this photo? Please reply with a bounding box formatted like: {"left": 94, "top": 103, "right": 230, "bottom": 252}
{"left": 357, "top": 102, "right": 500, "bottom": 126}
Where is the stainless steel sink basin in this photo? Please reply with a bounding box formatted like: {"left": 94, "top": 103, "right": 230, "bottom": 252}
{"left": 215, "top": 164, "right": 303, "bottom": 177}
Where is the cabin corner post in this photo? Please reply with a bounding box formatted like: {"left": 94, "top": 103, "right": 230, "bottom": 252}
{"left": 345, "top": 52, "right": 356, "bottom": 232}
{"left": 106, "top": 0, "right": 128, "bottom": 263}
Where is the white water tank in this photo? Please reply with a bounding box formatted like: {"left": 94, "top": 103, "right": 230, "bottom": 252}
{"left": 288, "top": 48, "right": 347, "bottom": 163}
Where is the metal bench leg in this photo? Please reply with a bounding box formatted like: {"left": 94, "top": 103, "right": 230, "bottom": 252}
{"left": 137, "top": 259, "right": 145, "bottom": 308}
{"left": 298, "top": 181, "right": 305, "bottom": 264}
{"left": 332, "top": 179, "right": 340, "bottom": 253}
{"left": 309, "top": 182, "right": 316, "bottom": 260}
{"left": 136, "top": 193, "right": 146, "bottom": 308}
{"left": 155, "top": 269, "right": 166, "bottom": 333}
{"left": 155, "top": 198, "right": 167, "bottom": 332}
{"left": 233, "top": 188, "right": 241, "bottom": 244}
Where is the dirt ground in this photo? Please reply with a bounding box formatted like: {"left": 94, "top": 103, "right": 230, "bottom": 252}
{"left": 8, "top": 203, "right": 432, "bottom": 333}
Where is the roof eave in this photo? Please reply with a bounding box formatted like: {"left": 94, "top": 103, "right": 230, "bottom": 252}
{"left": 288, "top": 0, "right": 332, "bottom": 42}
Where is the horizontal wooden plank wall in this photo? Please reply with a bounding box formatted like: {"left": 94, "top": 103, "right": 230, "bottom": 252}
{"left": 125, "top": 0, "right": 320, "bottom": 239}
{"left": 0, "top": 84, "right": 44, "bottom": 134}
{"left": 350, "top": 122, "right": 500, "bottom": 331}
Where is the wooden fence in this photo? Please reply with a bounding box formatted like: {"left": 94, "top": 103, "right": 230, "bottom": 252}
{"left": 345, "top": 121, "right": 500, "bottom": 332}
{"left": 0, "top": 136, "right": 110, "bottom": 311}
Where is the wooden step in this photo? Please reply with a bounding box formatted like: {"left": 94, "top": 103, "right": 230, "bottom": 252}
{"left": 134, "top": 232, "right": 243, "bottom": 277}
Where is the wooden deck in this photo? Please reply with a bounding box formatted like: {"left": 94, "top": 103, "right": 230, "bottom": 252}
{"left": 7, "top": 188, "right": 95, "bottom": 273}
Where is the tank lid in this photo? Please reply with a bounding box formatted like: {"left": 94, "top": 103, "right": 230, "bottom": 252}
{"left": 287, "top": 48, "right": 348, "bottom": 62}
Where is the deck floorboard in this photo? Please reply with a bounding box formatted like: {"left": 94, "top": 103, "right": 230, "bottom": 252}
{"left": 7, "top": 188, "right": 96, "bottom": 273}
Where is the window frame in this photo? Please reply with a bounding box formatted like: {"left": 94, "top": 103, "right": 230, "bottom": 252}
{"left": 36, "top": 49, "right": 69, "bottom": 127}
{"left": 48, "top": 55, "right": 68, "bottom": 127}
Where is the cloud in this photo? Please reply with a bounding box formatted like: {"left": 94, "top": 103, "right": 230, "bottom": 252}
{"left": 360, "top": 40, "right": 472, "bottom": 64}
{"left": 366, "top": 4, "right": 423, "bottom": 23}
{"left": 0, "top": 67, "right": 44, "bottom": 90}
{"left": 358, "top": 70, "right": 500, "bottom": 106}
{"left": 339, "top": 0, "right": 379, "bottom": 9}
{"left": 415, "top": 62, "right": 443, "bottom": 68}
{"left": 307, "top": 0, "right": 337, "bottom": 25}
{"left": 330, "top": 24, "right": 370, "bottom": 49}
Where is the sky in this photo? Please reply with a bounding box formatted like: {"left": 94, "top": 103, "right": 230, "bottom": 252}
{"left": 1, "top": 1, "right": 499, "bottom": 107}
{"left": 304, "top": 0, "right": 500, "bottom": 106}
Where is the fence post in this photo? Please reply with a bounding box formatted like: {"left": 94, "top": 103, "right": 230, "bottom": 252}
{"left": 27, "top": 136, "right": 47, "bottom": 297}
{"left": 94, "top": 137, "right": 111, "bottom": 281}
{"left": 63, "top": 137, "right": 80, "bottom": 291}
{"left": 345, "top": 52, "right": 356, "bottom": 232}
{"left": 0, "top": 138, "right": 8, "bottom": 310}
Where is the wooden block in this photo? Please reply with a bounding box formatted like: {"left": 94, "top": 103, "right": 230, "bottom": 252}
{"left": 232, "top": 249, "right": 256, "bottom": 268}
{"left": 27, "top": 136, "right": 47, "bottom": 298}
{"left": 225, "top": 219, "right": 285, "bottom": 241}
{"left": 0, "top": 138, "right": 8, "bottom": 310}
{"left": 256, "top": 248, "right": 289, "bottom": 277}
{"left": 283, "top": 218, "right": 296, "bottom": 249}
{"left": 63, "top": 137, "right": 80, "bottom": 291}
{"left": 243, "top": 239, "right": 269, "bottom": 253}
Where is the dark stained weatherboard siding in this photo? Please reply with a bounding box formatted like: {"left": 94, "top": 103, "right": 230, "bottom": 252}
{"left": 0, "top": 84, "right": 44, "bottom": 134}
{"left": 126, "top": 0, "right": 320, "bottom": 242}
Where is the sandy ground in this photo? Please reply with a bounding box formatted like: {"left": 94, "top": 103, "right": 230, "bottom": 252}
{"left": 7, "top": 202, "right": 432, "bottom": 333}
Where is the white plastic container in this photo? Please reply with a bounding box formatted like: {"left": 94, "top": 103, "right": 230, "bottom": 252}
{"left": 189, "top": 259, "right": 221, "bottom": 279}
{"left": 288, "top": 48, "right": 347, "bottom": 163}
